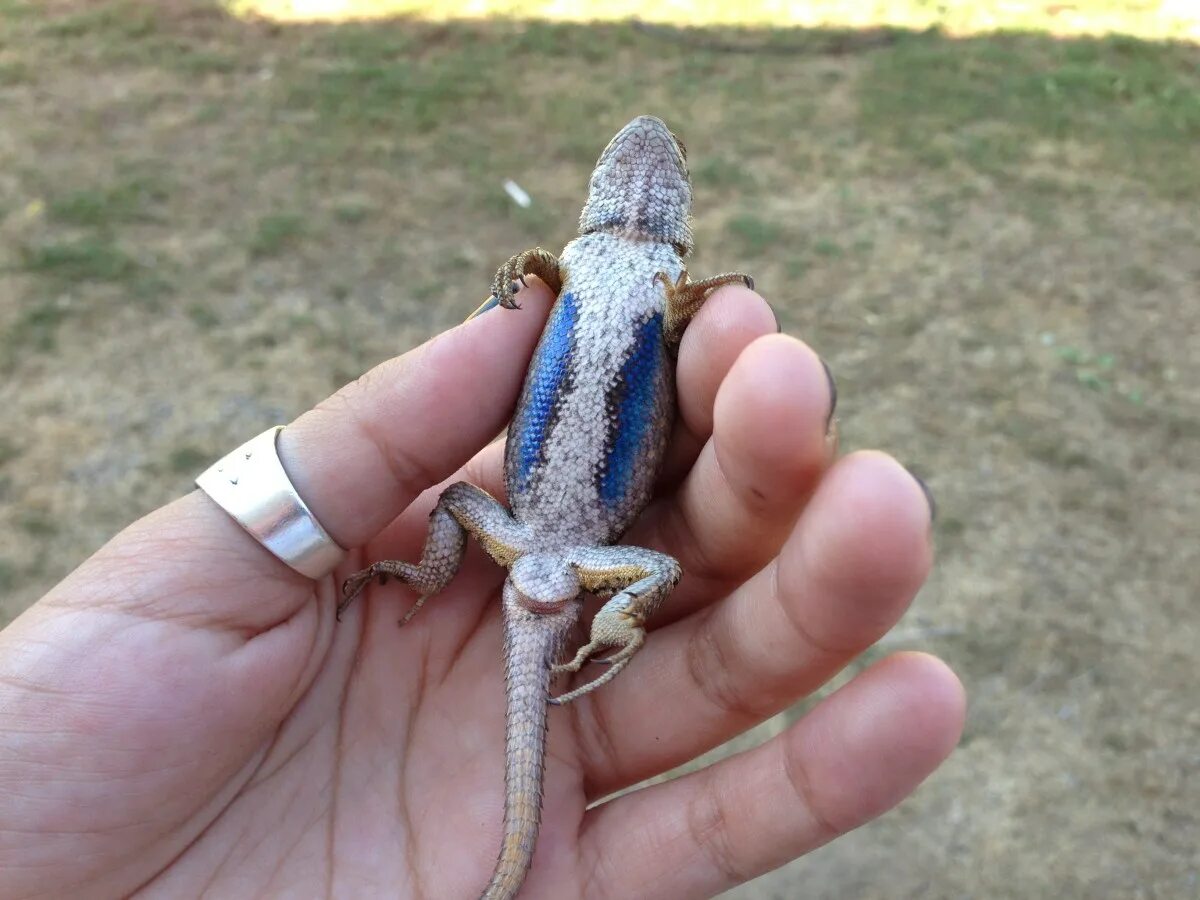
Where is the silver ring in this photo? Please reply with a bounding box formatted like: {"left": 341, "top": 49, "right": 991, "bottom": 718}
{"left": 196, "top": 426, "right": 346, "bottom": 579}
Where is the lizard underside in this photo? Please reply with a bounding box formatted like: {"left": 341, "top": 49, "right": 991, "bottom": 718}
{"left": 341, "top": 115, "right": 752, "bottom": 900}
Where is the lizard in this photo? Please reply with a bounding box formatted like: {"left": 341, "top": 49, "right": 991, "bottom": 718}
{"left": 339, "top": 114, "right": 753, "bottom": 900}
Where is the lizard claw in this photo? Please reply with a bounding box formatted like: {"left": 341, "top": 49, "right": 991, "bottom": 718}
{"left": 464, "top": 294, "right": 502, "bottom": 321}
{"left": 498, "top": 282, "right": 523, "bottom": 310}
{"left": 551, "top": 638, "right": 609, "bottom": 676}
{"left": 548, "top": 653, "right": 635, "bottom": 705}
{"left": 549, "top": 632, "right": 644, "bottom": 704}
{"left": 338, "top": 570, "right": 374, "bottom": 619}
{"left": 338, "top": 561, "right": 425, "bottom": 622}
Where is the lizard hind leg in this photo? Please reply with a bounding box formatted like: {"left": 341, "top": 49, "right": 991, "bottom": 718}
{"left": 339, "top": 481, "right": 528, "bottom": 622}
{"left": 548, "top": 546, "right": 682, "bottom": 705}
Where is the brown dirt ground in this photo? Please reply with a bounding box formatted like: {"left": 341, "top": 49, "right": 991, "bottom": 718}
{"left": 1, "top": 3, "right": 1197, "bottom": 897}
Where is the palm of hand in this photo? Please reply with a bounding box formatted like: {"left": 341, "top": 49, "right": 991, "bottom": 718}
{"left": 175, "top": 554, "right": 595, "bottom": 899}
{"left": 0, "top": 284, "right": 962, "bottom": 900}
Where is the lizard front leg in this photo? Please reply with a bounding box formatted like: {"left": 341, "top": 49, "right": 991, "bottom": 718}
{"left": 548, "top": 546, "right": 682, "bottom": 705}
{"left": 467, "top": 248, "right": 564, "bottom": 319}
{"left": 656, "top": 270, "right": 754, "bottom": 346}
{"left": 339, "top": 481, "right": 529, "bottom": 622}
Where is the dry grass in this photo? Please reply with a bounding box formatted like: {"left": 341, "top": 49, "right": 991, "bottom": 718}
{"left": 1, "top": 1, "right": 1198, "bottom": 896}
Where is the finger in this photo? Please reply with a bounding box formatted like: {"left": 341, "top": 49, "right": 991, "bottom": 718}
{"left": 355, "top": 301, "right": 817, "bottom": 619}
{"left": 275, "top": 281, "right": 554, "bottom": 551}
{"left": 396, "top": 287, "right": 781, "bottom": 535}
{"left": 660, "top": 284, "right": 780, "bottom": 486}
{"left": 569, "top": 451, "right": 934, "bottom": 796}
{"left": 629, "top": 333, "right": 834, "bottom": 619}
{"left": 578, "top": 653, "right": 965, "bottom": 899}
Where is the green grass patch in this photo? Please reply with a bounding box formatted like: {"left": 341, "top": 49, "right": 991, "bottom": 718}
{"left": 167, "top": 446, "right": 211, "bottom": 474}
{"left": 284, "top": 53, "right": 495, "bottom": 134}
{"left": 39, "top": 0, "right": 163, "bottom": 40}
{"left": 0, "top": 0, "right": 31, "bottom": 19}
{"left": 249, "top": 213, "right": 305, "bottom": 258}
{"left": 32, "top": 0, "right": 241, "bottom": 74}
{"left": 727, "top": 213, "right": 784, "bottom": 256}
{"left": 860, "top": 31, "right": 1200, "bottom": 194}
{"left": 17, "top": 512, "right": 57, "bottom": 538}
{"left": 333, "top": 198, "right": 373, "bottom": 224}
{"left": 48, "top": 173, "right": 170, "bottom": 228}
{"left": 812, "top": 237, "right": 843, "bottom": 258}
{"left": 0, "top": 437, "right": 20, "bottom": 467}
{"left": 692, "top": 155, "right": 756, "bottom": 191}
{"left": 5, "top": 302, "right": 70, "bottom": 354}
{"left": 21, "top": 238, "right": 140, "bottom": 282}
{"left": 277, "top": 21, "right": 644, "bottom": 162}
{"left": 312, "top": 20, "right": 419, "bottom": 62}
{"left": 0, "top": 61, "right": 29, "bottom": 85}
{"left": 186, "top": 304, "right": 221, "bottom": 329}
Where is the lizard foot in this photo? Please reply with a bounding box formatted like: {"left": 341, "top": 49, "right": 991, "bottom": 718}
{"left": 338, "top": 560, "right": 422, "bottom": 620}
{"left": 489, "top": 247, "right": 563, "bottom": 309}
{"left": 549, "top": 627, "right": 645, "bottom": 705}
{"left": 657, "top": 269, "right": 755, "bottom": 346}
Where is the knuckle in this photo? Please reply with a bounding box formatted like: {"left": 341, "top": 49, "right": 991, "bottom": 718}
{"left": 780, "top": 737, "right": 842, "bottom": 842}
{"left": 684, "top": 610, "right": 766, "bottom": 722}
{"left": 658, "top": 504, "right": 729, "bottom": 587}
{"left": 686, "top": 769, "right": 752, "bottom": 887}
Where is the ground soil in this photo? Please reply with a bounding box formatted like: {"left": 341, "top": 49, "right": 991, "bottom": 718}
{"left": 1, "top": 3, "right": 1197, "bottom": 897}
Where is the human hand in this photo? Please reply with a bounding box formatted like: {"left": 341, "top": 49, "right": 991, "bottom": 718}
{"left": 0, "top": 281, "right": 963, "bottom": 898}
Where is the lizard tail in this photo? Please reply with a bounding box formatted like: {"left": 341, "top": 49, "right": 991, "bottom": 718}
{"left": 481, "top": 581, "right": 580, "bottom": 900}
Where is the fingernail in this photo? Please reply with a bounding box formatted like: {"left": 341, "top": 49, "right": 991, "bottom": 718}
{"left": 767, "top": 300, "right": 782, "bottom": 333}
{"left": 905, "top": 467, "right": 937, "bottom": 525}
{"left": 820, "top": 357, "right": 837, "bottom": 433}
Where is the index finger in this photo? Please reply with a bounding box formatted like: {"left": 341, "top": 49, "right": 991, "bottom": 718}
{"left": 278, "top": 282, "right": 553, "bottom": 552}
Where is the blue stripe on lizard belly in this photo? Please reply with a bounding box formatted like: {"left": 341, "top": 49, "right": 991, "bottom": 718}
{"left": 514, "top": 291, "right": 579, "bottom": 489}
{"left": 598, "top": 311, "right": 664, "bottom": 507}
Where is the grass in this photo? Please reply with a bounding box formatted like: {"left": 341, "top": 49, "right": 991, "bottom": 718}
{"left": 186, "top": 304, "right": 221, "bottom": 329}
{"left": 727, "top": 213, "right": 785, "bottom": 256}
{"left": 0, "top": 437, "right": 20, "bottom": 466}
{"left": 17, "top": 512, "right": 57, "bottom": 538}
{"left": 39, "top": 1, "right": 160, "bottom": 38}
{"left": 167, "top": 446, "right": 212, "bottom": 474}
{"left": 2, "top": 7, "right": 1198, "bottom": 894}
{"left": 5, "top": 302, "right": 72, "bottom": 355}
{"left": 47, "top": 173, "right": 169, "bottom": 228}
{"left": 860, "top": 30, "right": 1200, "bottom": 194}
{"left": 333, "top": 198, "right": 373, "bottom": 224}
{"left": 0, "top": 61, "right": 29, "bottom": 85}
{"left": 249, "top": 213, "right": 306, "bottom": 258}
{"left": 692, "top": 156, "right": 756, "bottom": 191}
{"left": 21, "top": 238, "right": 140, "bottom": 282}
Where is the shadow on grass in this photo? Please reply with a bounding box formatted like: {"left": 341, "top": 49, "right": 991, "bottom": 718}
{"left": 7, "top": 0, "right": 1198, "bottom": 194}
{"left": 1, "top": 0, "right": 1197, "bottom": 359}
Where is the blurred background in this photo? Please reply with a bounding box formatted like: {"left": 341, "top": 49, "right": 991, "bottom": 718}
{"left": 1, "top": 1, "right": 1198, "bottom": 896}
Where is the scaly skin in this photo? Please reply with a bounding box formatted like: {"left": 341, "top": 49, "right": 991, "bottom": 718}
{"left": 341, "top": 115, "right": 752, "bottom": 899}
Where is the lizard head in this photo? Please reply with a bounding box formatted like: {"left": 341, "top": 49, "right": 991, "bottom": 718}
{"left": 578, "top": 115, "right": 694, "bottom": 256}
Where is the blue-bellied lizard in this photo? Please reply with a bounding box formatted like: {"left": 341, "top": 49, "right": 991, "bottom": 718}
{"left": 340, "top": 115, "right": 752, "bottom": 899}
